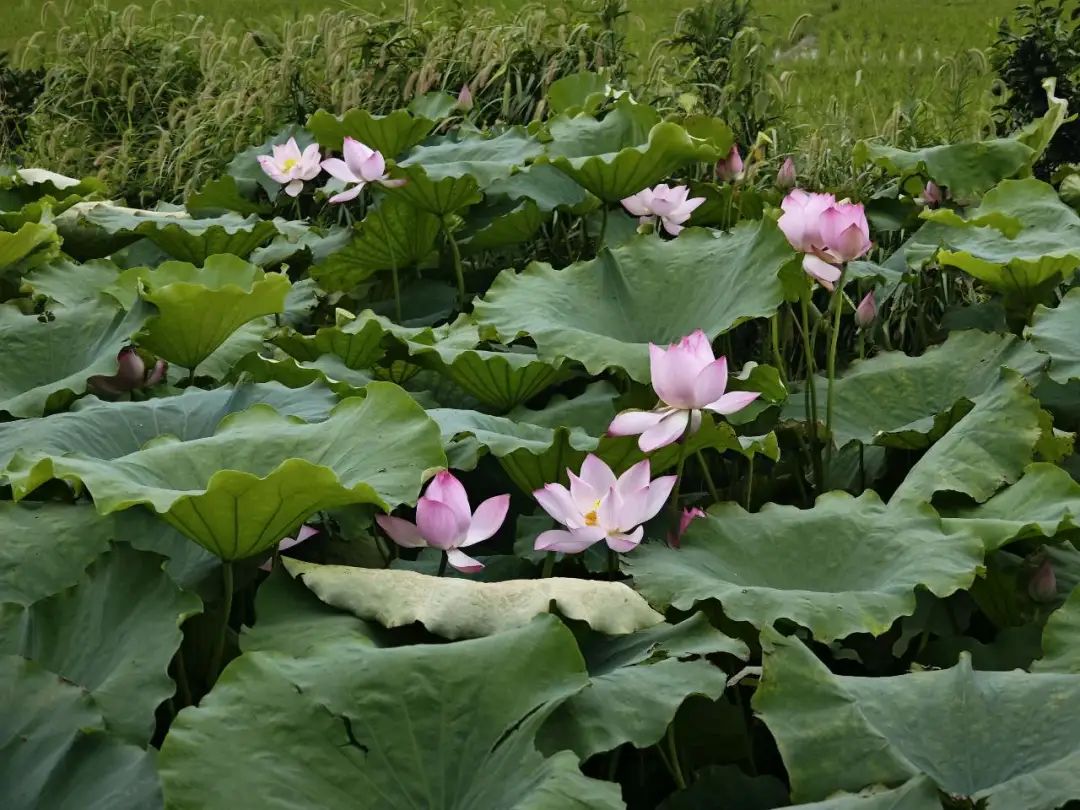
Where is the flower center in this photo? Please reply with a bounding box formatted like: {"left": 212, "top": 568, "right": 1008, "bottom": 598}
{"left": 583, "top": 499, "right": 601, "bottom": 527}
{"left": 282, "top": 158, "right": 297, "bottom": 171}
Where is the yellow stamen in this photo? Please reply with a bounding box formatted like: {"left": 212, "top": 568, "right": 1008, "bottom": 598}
{"left": 282, "top": 158, "right": 297, "bottom": 171}
{"left": 584, "top": 510, "right": 598, "bottom": 526}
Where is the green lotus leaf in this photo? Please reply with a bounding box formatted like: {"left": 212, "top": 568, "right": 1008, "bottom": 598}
{"left": 474, "top": 221, "right": 792, "bottom": 381}
{"left": 0, "top": 503, "right": 116, "bottom": 606}
{"left": 0, "top": 543, "right": 200, "bottom": 744}
{"left": 63, "top": 202, "right": 278, "bottom": 263}
{"left": 310, "top": 195, "right": 440, "bottom": 292}
{"left": 853, "top": 139, "right": 1033, "bottom": 200}
{"left": 397, "top": 126, "right": 545, "bottom": 187}
{"left": 182, "top": 317, "right": 274, "bottom": 382}
{"left": 1027, "top": 286, "right": 1080, "bottom": 384}
{"left": 0, "top": 380, "right": 337, "bottom": 474}
{"left": 116, "top": 254, "right": 290, "bottom": 371}
{"left": 249, "top": 224, "right": 351, "bottom": 271}
{"left": 1033, "top": 584, "right": 1080, "bottom": 674}
{"left": 547, "top": 70, "right": 611, "bottom": 116}
{"left": 4, "top": 383, "right": 446, "bottom": 560}
{"left": 0, "top": 221, "right": 61, "bottom": 276}
{"left": 159, "top": 616, "right": 623, "bottom": 810}
{"left": 538, "top": 613, "right": 747, "bottom": 758}
{"left": 545, "top": 97, "right": 660, "bottom": 158}
{"left": 20, "top": 258, "right": 122, "bottom": 307}
{"left": 543, "top": 120, "right": 722, "bottom": 202}
{"left": 942, "top": 463, "right": 1080, "bottom": 551}
{"left": 0, "top": 298, "right": 149, "bottom": 418}
{"left": 286, "top": 560, "right": 663, "bottom": 639}
{"left": 274, "top": 310, "right": 392, "bottom": 367}
{"left": 754, "top": 629, "right": 1080, "bottom": 808}
{"left": 890, "top": 369, "right": 1045, "bottom": 506}
{"left": 0, "top": 655, "right": 162, "bottom": 810}
{"left": 484, "top": 162, "right": 594, "bottom": 213}
{"left": 782, "top": 330, "right": 1045, "bottom": 448}
{"left": 229, "top": 352, "right": 372, "bottom": 398}
{"left": 408, "top": 90, "right": 458, "bottom": 120}
{"left": 773, "top": 778, "right": 942, "bottom": 810}
{"left": 625, "top": 492, "right": 984, "bottom": 641}
{"left": 185, "top": 175, "right": 268, "bottom": 217}
{"left": 385, "top": 164, "right": 483, "bottom": 215}
{"left": 1014, "top": 77, "right": 1070, "bottom": 175}
{"left": 924, "top": 179, "right": 1080, "bottom": 308}
{"left": 460, "top": 196, "right": 545, "bottom": 252}
{"left": 306, "top": 107, "right": 434, "bottom": 157}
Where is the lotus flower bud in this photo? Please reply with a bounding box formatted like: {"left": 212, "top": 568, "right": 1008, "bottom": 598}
{"left": 855, "top": 291, "right": 877, "bottom": 329}
{"left": 114, "top": 347, "right": 146, "bottom": 389}
{"left": 457, "top": 84, "right": 474, "bottom": 111}
{"left": 716, "top": 146, "right": 744, "bottom": 183}
{"left": 668, "top": 507, "right": 705, "bottom": 548}
{"left": 1029, "top": 557, "right": 1057, "bottom": 602}
{"left": 921, "top": 181, "right": 943, "bottom": 208}
{"left": 777, "top": 157, "right": 796, "bottom": 190}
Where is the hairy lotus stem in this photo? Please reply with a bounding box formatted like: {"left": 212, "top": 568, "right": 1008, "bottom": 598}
{"left": 443, "top": 220, "right": 467, "bottom": 309}
{"left": 541, "top": 551, "right": 556, "bottom": 578}
{"left": 824, "top": 266, "right": 848, "bottom": 478}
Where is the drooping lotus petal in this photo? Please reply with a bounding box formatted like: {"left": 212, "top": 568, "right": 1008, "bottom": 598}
{"left": 464, "top": 494, "right": 511, "bottom": 546}
{"left": 144, "top": 359, "right": 168, "bottom": 387}
{"left": 606, "top": 526, "right": 644, "bottom": 552}
{"left": 284, "top": 179, "right": 304, "bottom": 198}
{"left": 535, "top": 526, "right": 606, "bottom": 553}
{"left": 328, "top": 184, "right": 365, "bottom": 205}
{"left": 259, "top": 525, "right": 320, "bottom": 572}
{"left": 621, "top": 190, "right": 654, "bottom": 217}
{"left": 639, "top": 409, "right": 691, "bottom": 452}
{"left": 321, "top": 158, "right": 360, "bottom": 184}
{"left": 802, "top": 254, "right": 842, "bottom": 289}
{"left": 376, "top": 515, "right": 427, "bottom": 548}
{"left": 416, "top": 498, "right": 467, "bottom": 550}
{"left": 608, "top": 409, "right": 665, "bottom": 437}
{"left": 446, "top": 548, "right": 484, "bottom": 573}
{"left": 706, "top": 390, "right": 760, "bottom": 415}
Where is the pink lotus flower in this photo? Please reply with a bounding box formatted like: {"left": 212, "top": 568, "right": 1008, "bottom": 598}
{"left": 918, "top": 180, "right": 943, "bottom": 208}
{"left": 621, "top": 184, "right": 705, "bottom": 236}
{"left": 855, "top": 291, "right": 877, "bottom": 329}
{"left": 534, "top": 455, "right": 675, "bottom": 554}
{"left": 257, "top": 137, "right": 322, "bottom": 198}
{"left": 777, "top": 157, "right": 796, "bottom": 190}
{"left": 320, "top": 137, "right": 406, "bottom": 204}
{"left": 778, "top": 189, "right": 871, "bottom": 289}
{"left": 668, "top": 507, "right": 705, "bottom": 548}
{"left": 376, "top": 471, "right": 509, "bottom": 573}
{"left": 88, "top": 347, "right": 167, "bottom": 398}
{"left": 457, "top": 84, "right": 474, "bottom": 111}
{"left": 260, "top": 525, "right": 318, "bottom": 572}
{"left": 607, "top": 330, "right": 760, "bottom": 451}
{"left": 716, "top": 145, "right": 744, "bottom": 183}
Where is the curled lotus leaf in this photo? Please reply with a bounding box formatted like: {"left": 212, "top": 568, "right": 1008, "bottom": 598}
{"left": 286, "top": 560, "right": 664, "bottom": 639}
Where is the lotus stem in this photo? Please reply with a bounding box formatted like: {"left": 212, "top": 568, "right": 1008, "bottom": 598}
{"left": 391, "top": 264, "right": 402, "bottom": 322}
{"left": 770, "top": 310, "right": 787, "bottom": 384}
{"left": 437, "top": 552, "right": 449, "bottom": 577}
{"left": 186, "top": 366, "right": 197, "bottom": 386}
{"left": 173, "top": 649, "right": 193, "bottom": 707}
{"left": 597, "top": 205, "right": 609, "bottom": 250}
{"left": 666, "top": 724, "right": 687, "bottom": 791}
{"left": 443, "top": 221, "right": 467, "bottom": 309}
{"left": 607, "top": 548, "right": 619, "bottom": 576}
{"left": 745, "top": 454, "right": 755, "bottom": 510}
{"left": 798, "top": 290, "right": 824, "bottom": 491}
{"left": 824, "top": 267, "right": 848, "bottom": 478}
{"left": 670, "top": 441, "right": 689, "bottom": 517}
{"left": 541, "top": 551, "right": 556, "bottom": 578}
{"left": 695, "top": 450, "right": 719, "bottom": 503}
{"left": 209, "top": 561, "right": 234, "bottom": 682}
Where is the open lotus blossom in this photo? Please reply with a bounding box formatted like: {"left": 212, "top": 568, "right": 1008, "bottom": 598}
{"left": 257, "top": 137, "right": 322, "bottom": 197}
{"left": 534, "top": 455, "right": 676, "bottom": 554}
{"left": 855, "top": 291, "right": 877, "bottom": 329}
{"left": 668, "top": 506, "right": 705, "bottom": 548}
{"left": 776, "top": 157, "right": 797, "bottom": 190}
{"left": 260, "top": 525, "right": 318, "bottom": 572}
{"left": 607, "top": 330, "right": 760, "bottom": 451}
{"left": 320, "top": 137, "right": 405, "bottom": 204}
{"left": 88, "top": 347, "right": 167, "bottom": 398}
{"left": 716, "top": 145, "right": 744, "bottom": 183}
{"left": 621, "top": 183, "right": 705, "bottom": 236}
{"left": 778, "top": 189, "right": 871, "bottom": 289}
{"left": 376, "top": 471, "right": 509, "bottom": 573}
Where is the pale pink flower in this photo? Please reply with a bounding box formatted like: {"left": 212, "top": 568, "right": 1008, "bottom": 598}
{"left": 716, "top": 145, "right": 744, "bottom": 183}
{"left": 376, "top": 471, "right": 509, "bottom": 573}
{"left": 668, "top": 507, "right": 705, "bottom": 548}
{"left": 534, "top": 455, "right": 675, "bottom": 554}
{"left": 607, "top": 330, "right": 760, "bottom": 452}
{"left": 776, "top": 157, "right": 797, "bottom": 190}
{"left": 259, "top": 525, "right": 318, "bottom": 572}
{"left": 778, "top": 189, "right": 871, "bottom": 289}
{"left": 855, "top": 291, "right": 877, "bottom": 329}
{"left": 457, "top": 84, "right": 474, "bottom": 111}
{"left": 87, "top": 347, "right": 167, "bottom": 398}
{"left": 621, "top": 183, "right": 705, "bottom": 236}
{"left": 257, "top": 137, "right": 322, "bottom": 198}
{"left": 918, "top": 180, "right": 943, "bottom": 208}
{"left": 320, "top": 137, "right": 406, "bottom": 204}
